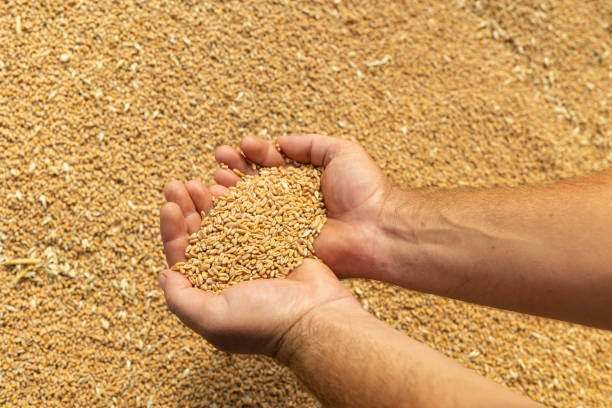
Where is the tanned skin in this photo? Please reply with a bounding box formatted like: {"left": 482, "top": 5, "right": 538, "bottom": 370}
{"left": 158, "top": 134, "right": 610, "bottom": 407}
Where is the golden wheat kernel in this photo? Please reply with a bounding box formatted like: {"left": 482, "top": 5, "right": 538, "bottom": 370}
{"left": 3, "top": 3, "right": 609, "bottom": 406}
{"left": 177, "top": 164, "right": 326, "bottom": 293}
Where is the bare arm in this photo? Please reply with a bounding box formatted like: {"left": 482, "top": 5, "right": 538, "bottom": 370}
{"left": 379, "top": 172, "right": 612, "bottom": 329}
{"left": 240, "top": 133, "right": 612, "bottom": 329}
{"left": 277, "top": 298, "right": 540, "bottom": 408}
{"left": 160, "top": 140, "right": 542, "bottom": 408}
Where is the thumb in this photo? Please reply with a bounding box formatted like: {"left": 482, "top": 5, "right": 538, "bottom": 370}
{"left": 158, "top": 269, "right": 228, "bottom": 335}
{"left": 277, "top": 134, "right": 346, "bottom": 167}
{"left": 285, "top": 258, "right": 344, "bottom": 291}
{"left": 311, "top": 219, "right": 377, "bottom": 280}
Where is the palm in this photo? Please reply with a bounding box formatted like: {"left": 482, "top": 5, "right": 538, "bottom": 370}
{"left": 159, "top": 176, "right": 354, "bottom": 356}
{"left": 203, "top": 265, "right": 352, "bottom": 354}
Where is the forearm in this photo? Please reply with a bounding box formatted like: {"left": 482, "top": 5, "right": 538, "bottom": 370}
{"left": 277, "top": 300, "right": 537, "bottom": 408}
{"left": 380, "top": 172, "right": 612, "bottom": 329}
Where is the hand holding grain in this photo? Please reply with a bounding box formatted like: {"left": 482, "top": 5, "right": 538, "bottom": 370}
{"left": 214, "top": 134, "right": 399, "bottom": 282}
{"left": 159, "top": 178, "right": 358, "bottom": 355}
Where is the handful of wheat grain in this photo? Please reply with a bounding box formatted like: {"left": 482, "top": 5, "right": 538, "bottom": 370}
{"left": 173, "top": 165, "right": 326, "bottom": 293}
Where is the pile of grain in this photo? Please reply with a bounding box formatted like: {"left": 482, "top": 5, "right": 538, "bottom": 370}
{"left": 1, "top": 0, "right": 610, "bottom": 407}
{"left": 173, "top": 165, "right": 326, "bottom": 293}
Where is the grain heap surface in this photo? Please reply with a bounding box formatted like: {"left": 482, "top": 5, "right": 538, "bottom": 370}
{"left": 0, "top": 0, "right": 610, "bottom": 407}
{"left": 174, "top": 165, "right": 326, "bottom": 293}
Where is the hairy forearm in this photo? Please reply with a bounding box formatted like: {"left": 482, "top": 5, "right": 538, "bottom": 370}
{"left": 277, "top": 300, "right": 537, "bottom": 408}
{"left": 380, "top": 172, "right": 612, "bottom": 329}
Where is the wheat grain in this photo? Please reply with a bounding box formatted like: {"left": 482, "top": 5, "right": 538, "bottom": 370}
{"left": 2, "top": 0, "right": 610, "bottom": 406}
{"left": 174, "top": 165, "right": 326, "bottom": 293}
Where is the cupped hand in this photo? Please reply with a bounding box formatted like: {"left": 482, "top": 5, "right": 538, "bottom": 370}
{"left": 159, "top": 180, "right": 359, "bottom": 356}
{"left": 214, "top": 134, "right": 398, "bottom": 281}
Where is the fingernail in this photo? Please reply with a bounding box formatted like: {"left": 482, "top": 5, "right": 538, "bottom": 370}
{"left": 158, "top": 272, "right": 167, "bottom": 289}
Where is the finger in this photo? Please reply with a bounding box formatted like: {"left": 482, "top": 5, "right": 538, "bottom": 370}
{"left": 277, "top": 134, "right": 345, "bottom": 167}
{"left": 210, "top": 184, "right": 231, "bottom": 198}
{"left": 160, "top": 202, "right": 189, "bottom": 267}
{"left": 164, "top": 181, "right": 201, "bottom": 234}
{"left": 185, "top": 180, "right": 213, "bottom": 215}
{"left": 213, "top": 168, "right": 241, "bottom": 188}
{"left": 240, "top": 135, "right": 285, "bottom": 167}
{"left": 159, "top": 269, "right": 229, "bottom": 336}
{"left": 215, "top": 145, "right": 258, "bottom": 175}
{"left": 286, "top": 258, "right": 339, "bottom": 284}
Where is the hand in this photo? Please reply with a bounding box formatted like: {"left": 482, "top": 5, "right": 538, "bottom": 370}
{"left": 213, "top": 134, "right": 398, "bottom": 281}
{"left": 158, "top": 180, "right": 359, "bottom": 356}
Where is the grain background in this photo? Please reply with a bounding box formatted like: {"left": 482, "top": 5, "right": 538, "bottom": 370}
{"left": 0, "top": 0, "right": 610, "bottom": 407}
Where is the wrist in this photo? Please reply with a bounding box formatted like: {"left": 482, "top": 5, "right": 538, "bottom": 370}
{"left": 379, "top": 188, "right": 503, "bottom": 299}
{"left": 376, "top": 188, "right": 434, "bottom": 284}
{"left": 377, "top": 188, "right": 468, "bottom": 294}
{"left": 274, "top": 297, "right": 367, "bottom": 367}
